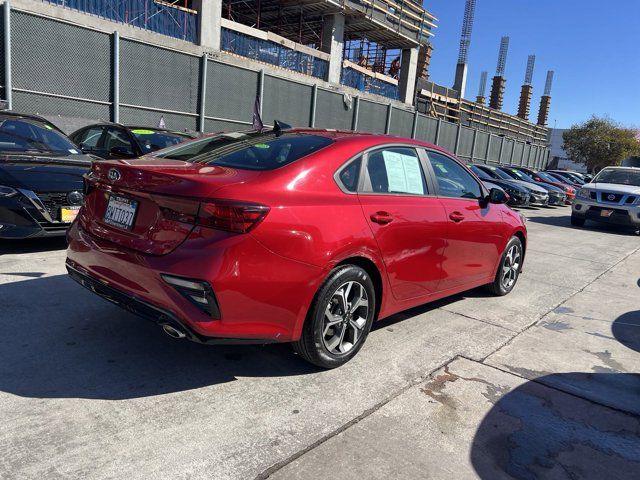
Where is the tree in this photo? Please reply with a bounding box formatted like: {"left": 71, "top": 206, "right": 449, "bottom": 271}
{"left": 562, "top": 116, "right": 640, "bottom": 173}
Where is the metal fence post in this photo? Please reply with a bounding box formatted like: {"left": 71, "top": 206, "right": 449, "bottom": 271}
{"left": 112, "top": 31, "right": 120, "bottom": 123}
{"left": 411, "top": 110, "right": 418, "bottom": 139}
{"left": 310, "top": 84, "right": 317, "bottom": 128}
{"left": 351, "top": 96, "right": 360, "bottom": 131}
{"left": 454, "top": 124, "right": 461, "bottom": 155}
{"left": 485, "top": 135, "right": 491, "bottom": 164}
{"left": 470, "top": 128, "right": 477, "bottom": 163}
{"left": 258, "top": 69, "right": 265, "bottom": 117}
{"left": 435, "top": 118, "right": 442, "bottom": 145}
{"left": 4, "top": 1, "right": 13, "bottom": 110}
{"left": 520, "top": 142, "right": 526, "bottom": 166}
{"left": 509, "top": 140, "right": 515, "bottom": 164}
{"left": 498, "top": 136, "right": 505, "bottom": 164}
{"left": 199, "top": 54, "right": 207, "bottom": 132}
{"left": 385, "top": 103, "right": 392, "bottom": 134}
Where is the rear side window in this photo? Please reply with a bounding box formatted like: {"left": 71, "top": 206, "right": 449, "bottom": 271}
{"left": 364, "top": 147, "right": 427, "bottom": 195}
{"left": 157, "top": 132, "right": 333, "bottom": 171}
{"left": 338, "top": 157, "right": 361, "bottom": 192}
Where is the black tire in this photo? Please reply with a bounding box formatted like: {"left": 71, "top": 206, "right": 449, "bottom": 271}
{"left": 487, "top": 236, "right": 523, "bottom": 296}
{"left": 571, "top": 214, "right": 585, "bottom": 227}
{"left": 292, "top": 265, "right": 376, "bottom": 369}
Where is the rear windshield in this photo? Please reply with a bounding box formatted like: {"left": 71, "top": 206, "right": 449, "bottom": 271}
{"left": 156, "top": 131, "right": 334, "bottom": 170}
{"left": 593, "top": 168, "right": 640, "bottom": 187}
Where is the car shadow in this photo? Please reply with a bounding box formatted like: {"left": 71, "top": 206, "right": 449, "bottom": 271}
{"left": 526, "top": 215, "right": 638, "bottom": 235}
{"left": 0, "top": 274, "right": 321, "bottom": 400}
{"left": 471, "top": 372, "right": 640, "bottom": 479}
{"left": 611, "top": 310, "right": 640, "bottom": 354}
{"left": 0, "top": 236, "right": 68, "bottom": 254}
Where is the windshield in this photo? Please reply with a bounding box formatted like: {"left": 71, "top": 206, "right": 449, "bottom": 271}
{"left": 469, "top": 165, "right": 492, "bottom": 180}
{"left": 0, "top": 117, "right": 79, "bottom": 154}
{"left": 157, "top": 131, "right": 334, "bottom": 170}
{"left": 504, "top": 168, "right": 534, "bottom": 182}
{"left": 593, "top": 168, "right": 640, "bottom": 187}
{"left": 131, "top": 129, "right": 190, "bottom": 153}
{"left": 482, "top": 166, "right": 512, "bottom": 180}
{"left": 536, "top": 171, "right": 559, "bottom": 183}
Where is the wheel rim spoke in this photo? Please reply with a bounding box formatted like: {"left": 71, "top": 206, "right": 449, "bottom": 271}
{"left": 322, "top": 280, "right": 370, "bottom": 355}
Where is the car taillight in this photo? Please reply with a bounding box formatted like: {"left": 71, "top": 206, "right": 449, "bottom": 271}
{"left": 153, "top": 195, "right": 269, "bottom": 234}
{"left": 198, "top": 202, "right": 270, "bottom": 233}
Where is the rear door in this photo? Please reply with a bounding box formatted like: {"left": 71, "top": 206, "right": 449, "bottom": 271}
{"left": 357, "top": 145, "right": 448, "bottom": 301}
{"left": 425, "top": 150, "right": 504, "bottom": 290}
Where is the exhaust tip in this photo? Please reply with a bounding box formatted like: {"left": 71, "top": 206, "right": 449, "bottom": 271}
{"left": 162, "top": 324, "right": 187, "bottom": 339}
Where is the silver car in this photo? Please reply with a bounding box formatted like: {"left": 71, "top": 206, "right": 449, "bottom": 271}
{"left": 572, "top": 166, "right": 640, "bottom": 230}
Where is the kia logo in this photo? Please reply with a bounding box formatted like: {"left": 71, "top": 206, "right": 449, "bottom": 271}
{"left": 67, "top": 191, "right": 84, "bottom": 205}
{"left": 607, "top": 194, "right": 616, "bottom": 201}
{"left": 108, "top": 168, "right": 121, "bottom": 181}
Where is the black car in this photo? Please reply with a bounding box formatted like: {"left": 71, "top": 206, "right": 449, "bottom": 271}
{"left": 468, "top": 164, "right": 530, "bottom": 207}
{"left": 69, "top": 123, "right": 195, "bottom": 159}
{"left": 0, "top": 111, "right": 94, "bottom": 239}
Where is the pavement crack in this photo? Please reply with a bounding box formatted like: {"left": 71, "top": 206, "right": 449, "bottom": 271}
{"left": 255, "top": 356, "right": 461, "bottom": 479}
{"left": 437, "top": 308, "right": 517, "bottom": 332}
{"left": 480, "top": 244, "right": 640, "bottom": 365}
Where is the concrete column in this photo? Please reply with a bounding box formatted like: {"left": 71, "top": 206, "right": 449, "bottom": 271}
{"left": 453, "top": 63, "right": 468, "bottom": 99}
{"left": 398, "top": 47, "right": 419, "bottom": 105}
{"left": 320, "top": 14, "right": 345, "bottom": 85}
{"left": 194, "top": 0, "right": 222, "bottom": 51}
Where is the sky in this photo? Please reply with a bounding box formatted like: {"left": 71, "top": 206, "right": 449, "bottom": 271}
{"left": 424, "top": 0, "right": 640, "bottom": 129}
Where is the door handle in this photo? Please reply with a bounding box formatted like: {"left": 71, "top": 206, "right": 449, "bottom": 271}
{"left": 449, "top": 211, "right": 465, "bottom": 223}
{"left": 370, "top": 211, "right": 393, "bottom": 225}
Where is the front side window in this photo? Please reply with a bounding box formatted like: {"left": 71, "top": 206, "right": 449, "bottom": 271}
{"left": 364, "top": 147, "right": 427, "bottom": 195}
{"left": 428, "top": 152, "right": 482, "bottom": 199}
{"left": 74, "top": 126, "right": 105, "bottom": 149}
{"left": 104, "top": 128, "right": 134, "bottom": 155}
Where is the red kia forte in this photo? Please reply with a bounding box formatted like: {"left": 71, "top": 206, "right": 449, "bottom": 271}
{"left": 66, "top": 127, "right": 527, "bottom": 368}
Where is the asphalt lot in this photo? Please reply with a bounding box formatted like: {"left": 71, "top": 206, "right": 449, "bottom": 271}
{"left": 1, "top": 206, "right": 639, "bottom": 479}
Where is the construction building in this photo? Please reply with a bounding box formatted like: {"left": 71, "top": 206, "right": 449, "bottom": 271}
{"left": 0, "top": 0, "right": 552, "bottom": 166}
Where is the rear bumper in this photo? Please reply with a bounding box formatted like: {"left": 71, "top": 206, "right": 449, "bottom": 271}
{"left": 66, "top": 221, "right": 324, "bottom": 343}
{"left": 66, "top": 263, "right": 272, "bottom": 345}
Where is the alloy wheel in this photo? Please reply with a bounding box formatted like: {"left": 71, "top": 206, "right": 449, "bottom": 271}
{"left": 501, "top": 244, "right": 522, "bottom": 290}
{"left": 322, "top": 281, "right": 369, "bottom": 355}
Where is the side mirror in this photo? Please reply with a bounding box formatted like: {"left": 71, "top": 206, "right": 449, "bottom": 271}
{"left": 489, "top": 188, "right": 509, "bottom": 204}
{"left": 110, "top": 146, "right": 136, "bottom": 157}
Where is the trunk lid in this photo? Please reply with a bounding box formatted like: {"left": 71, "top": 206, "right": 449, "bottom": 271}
{"left": 80, "top": 159, "right": 261, "bottom": 255}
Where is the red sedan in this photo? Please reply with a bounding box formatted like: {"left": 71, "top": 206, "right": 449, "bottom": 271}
{"left": 66, "top": 127, "right": 527, "bottom": 368}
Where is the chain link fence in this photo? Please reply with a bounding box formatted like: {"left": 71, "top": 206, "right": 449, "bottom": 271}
{"left": 0, "top": 7, "right": 550, "bottom": 168}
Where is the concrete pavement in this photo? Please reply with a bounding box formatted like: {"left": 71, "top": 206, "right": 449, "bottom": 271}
{"left": 0, "top": 206, "right": 638, "bottom": 479}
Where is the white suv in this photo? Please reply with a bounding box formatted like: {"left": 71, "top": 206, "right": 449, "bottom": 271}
{"left": 571, "top": 166, "right": 640, "bottom": 231}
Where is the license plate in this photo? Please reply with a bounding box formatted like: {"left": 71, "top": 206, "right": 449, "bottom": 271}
{"left": 60, "top": 206, "right": 81, "bottom": 223}
{"left": 600, "top": 209, "right": 614, "bottom": 218}
{"left": 104, "top": 194, "right": 138, "bottom": 230}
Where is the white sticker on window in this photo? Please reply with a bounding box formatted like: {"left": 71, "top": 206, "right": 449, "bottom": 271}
{"left": 382, "top": 151, "right": 423, "bottom": 194}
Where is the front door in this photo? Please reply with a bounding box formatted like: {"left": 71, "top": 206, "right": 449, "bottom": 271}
{"left": 357, "top": 146, "right": 448, "bottom": 301}
{"left": 425, "top": 151, "right": 504, "bottom": 290}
